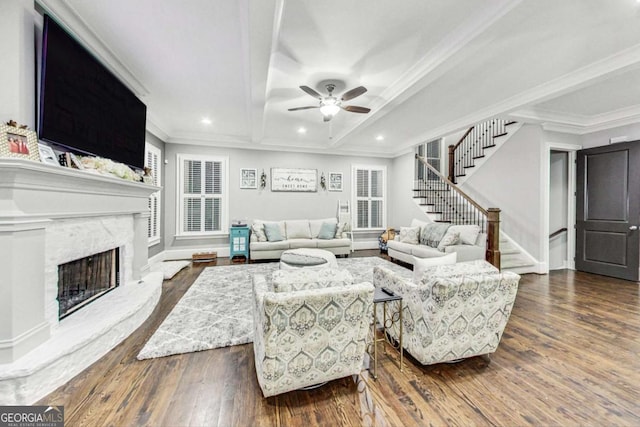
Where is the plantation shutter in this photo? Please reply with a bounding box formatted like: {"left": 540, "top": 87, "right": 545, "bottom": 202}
{"left": 178, "top": 155, "right": 227, "bottom": 235}
{"left": 353, "top": 166, "right": 386, "bottom": 230}
{"left": 145, "top": 143, "right": 161, "bottom": 245}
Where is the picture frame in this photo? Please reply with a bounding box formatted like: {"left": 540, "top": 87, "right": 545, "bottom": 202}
{"left": 240, "top": 168, "right": 258, "bottom": 189}
{"left": 38, "top": 143, "right": 60, "bottom": 166}
{"left": 271, "top": 168, "right": 317, "bottom": 192}
{"left": 0, "top": 124, "right": 40, "bottom": 162}
{"left": 328, "top": 172, "right": 343, "bottom": 191}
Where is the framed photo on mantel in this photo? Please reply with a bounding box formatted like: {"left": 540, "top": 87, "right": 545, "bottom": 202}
{"left": 271, "top": 168, "right": 317, "bottom": 192}
{"left": 0, "top": 124, "right": 40, "bottom": 162}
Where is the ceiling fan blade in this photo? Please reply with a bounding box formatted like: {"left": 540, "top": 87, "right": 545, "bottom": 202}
{"left": 288, "top": 106, "right": 319, "bottom": 111}
{"left": 300, "top": 85, "right": 323, "bottom": 99}
{"left": 341, "top": 86, "right": 367, "bottom": 101}
{"left": 343, "top": 105, "right": 371, "bottom": 114}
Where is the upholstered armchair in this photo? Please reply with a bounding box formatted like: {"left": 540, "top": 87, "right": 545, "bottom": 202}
{"left": 373, "top": 260, "right": 520, "bottom": 365}
{"left": 252, "top": 268, "right": 374, "bottom": 397}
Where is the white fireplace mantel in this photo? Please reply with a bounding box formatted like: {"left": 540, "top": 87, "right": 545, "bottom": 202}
{"left": 0, "top": 158, "right": 160, "bottom": 364}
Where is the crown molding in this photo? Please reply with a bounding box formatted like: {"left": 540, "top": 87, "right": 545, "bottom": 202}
{"left": 36, "top": 0, "right": 149, "bottom": 97}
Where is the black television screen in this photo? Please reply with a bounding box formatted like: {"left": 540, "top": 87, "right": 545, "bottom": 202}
{"left": 39, "top": 15, "right": 147, "bottom": 170}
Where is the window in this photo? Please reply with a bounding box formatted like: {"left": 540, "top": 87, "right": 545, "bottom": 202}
{"left": 352, "top": 165, "right": 386, "bottom": 230}
{"left": 145, "top": 143, "right": 161, "bottom": 246}
{"left": 177, "top": 154, "right": 228, "bottom": 236}
{"left": 415, "top": 139, "right": 441, "bottom": 181}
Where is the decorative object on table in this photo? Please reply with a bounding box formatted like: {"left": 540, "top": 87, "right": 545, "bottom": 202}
{"left": 240, "top": 168, "right": 257, "bottom": 189}
{"left": 0, "top": 122, "right": 40, "bottom": 162}
{"left": 142, "top": 167, "right": 153, "bottom": 184}
{"left": 136, "top": 257, "right": 409, "bottom": 360}
{"left": 230, "top": 225, "right": 250, "bottom": 262}
{"left": 259, "top": 169, "right": 267, "bottom": 189}
{"left": 38, "top": 143, "right": 60, "bottom": 166}
{"left": 76, "top": 156, "right": 142, "bottom": 181}
{"left": 191, "top": 251, "right": 217, "bottom": 262}
{"left": 320, "top": 172, "right": 326, "bottom": 190}
{"left": 378, "top": 227, "right": 396, "bottom": 252}
{"left": 328, "top": 172, "right": 343, "bottom": 191}
{"left": 271, "top": 167, "right": 317, "bottom": 192}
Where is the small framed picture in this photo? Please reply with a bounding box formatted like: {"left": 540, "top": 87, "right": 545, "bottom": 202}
{"left": 240, "top": 168, "right": 257, "bottom": 189}
{"left": 328, "top": 172, "right": 343, "bottom": 191}
{"left": 38, "top": 143, "right": 60, "bottom": 166}
{"left": 68, "top": 152, "right": 84, "bottom": 169}
{"left": 0, "top": 124, "right": 40, "bottom": 162}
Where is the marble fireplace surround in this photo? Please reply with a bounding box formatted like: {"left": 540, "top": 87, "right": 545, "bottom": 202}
{"left": 0, "top": 159, "right": 162, "bottom": 404}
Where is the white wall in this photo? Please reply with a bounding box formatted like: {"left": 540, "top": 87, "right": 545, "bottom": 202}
{"left": 162, "top": 143, "right": 392, "bottom": 252}
{"left": 580, "top": 123, "right": 640, "bottom": 149}
{"left": 0, "top": 0, "right": 35, "bottom": 128}
{"left": 460, "top": 124, "right": 545, "bottom": 259}
{"left": 389, "top": 151, "right": 432, "bottom": 228}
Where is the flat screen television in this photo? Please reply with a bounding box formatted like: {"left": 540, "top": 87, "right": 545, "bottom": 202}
{"left": 39, "top": 15, "right": 147, "bottom": 170}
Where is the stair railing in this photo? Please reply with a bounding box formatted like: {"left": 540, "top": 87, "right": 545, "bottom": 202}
{"left": 415, "top": 154, "right": 501, "bottom": 269}
{"left": 448, "top": 119, "right": 513, "bottom": 184}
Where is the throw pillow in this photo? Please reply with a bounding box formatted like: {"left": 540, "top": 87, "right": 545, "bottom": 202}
{"left": 412, "top": 252, "right": 457, "bottom": 284}
{"left": 448, "top": 224, "right": 481, "bottom": 246}
{"left": 335, "top": 222, "right": 347, "bottom": 238}
{"left": 317, "top": 221, "right": 337, "bottom": 239}
{"left": 437, "top": 231, "right": 460, "bottom": 251}
{"left": 421, "top": 223, "right": 451, "bottom": 248}
{"left": 251, "top": 222, "right": 267, "bottom": 242}
{"left": 399, "top": 226, "right": 420, "bottom": 244}
{"left": 264, "top": 222, "right": 284, "bottom": 242}
{"left": 286, "top": 220, "right": 312, "bottom": 239}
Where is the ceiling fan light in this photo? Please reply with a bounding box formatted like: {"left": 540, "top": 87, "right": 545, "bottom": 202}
{"left": 320, "top": 104, "right": 340, "bottom": 117}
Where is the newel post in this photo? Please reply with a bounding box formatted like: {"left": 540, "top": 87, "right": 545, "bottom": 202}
{"left": 486, "top": 208, "right": 501, "bottom": 270}
{"left": 448, "top": 145, "right": 455, "bottom": 183}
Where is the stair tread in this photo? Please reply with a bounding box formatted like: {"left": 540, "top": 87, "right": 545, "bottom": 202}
{"left": 492, "top": 132, "right": 507, "bottom": 138}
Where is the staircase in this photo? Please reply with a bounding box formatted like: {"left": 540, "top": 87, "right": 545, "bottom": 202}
{"left": 414, "top": 118, "right": 536, "bottom": 273}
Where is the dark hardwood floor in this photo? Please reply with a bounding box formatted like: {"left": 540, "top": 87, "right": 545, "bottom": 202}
{"left": 39, "top": 251, "right": 640, "bottom": 426}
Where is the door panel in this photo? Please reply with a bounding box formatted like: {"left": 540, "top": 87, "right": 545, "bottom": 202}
{"left": 576, "top": 141, "right": 640, "bottom": 281}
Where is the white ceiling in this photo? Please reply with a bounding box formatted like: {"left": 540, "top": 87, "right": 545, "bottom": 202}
{"left": 38, "top": 0, "right": 640, "bottom": 157}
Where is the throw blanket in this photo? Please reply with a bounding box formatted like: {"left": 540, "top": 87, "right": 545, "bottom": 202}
{"left": 421, "top": 223, "right": 451, "bottom": 248}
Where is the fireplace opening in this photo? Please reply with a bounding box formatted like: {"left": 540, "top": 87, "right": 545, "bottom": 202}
{"left": 58, "top": 248, "right": 120, "bottom": 319}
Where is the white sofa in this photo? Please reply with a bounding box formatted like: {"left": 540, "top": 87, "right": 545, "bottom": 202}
{"left": 387, "top": 219, "right": 486, "bottom": 265}
{"left": 252, "top": 268, "right": 373, "bottom": 397}
{"left": 249, "top": 218, "right": 351, "bottom": 261}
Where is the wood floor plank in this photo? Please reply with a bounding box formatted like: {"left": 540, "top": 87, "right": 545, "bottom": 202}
{"left": 37, "top": 252, "right": 640, "bottom": 426}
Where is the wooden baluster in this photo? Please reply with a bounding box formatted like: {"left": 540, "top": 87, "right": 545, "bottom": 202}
{"left": 486, "top": 208, "right": 501, "bottom": 270}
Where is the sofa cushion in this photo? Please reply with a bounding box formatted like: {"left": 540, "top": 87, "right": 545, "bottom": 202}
{"left": 289, "top": 238, "right": 318, "bottom": 249}
{"left": 264, "top": 222, "right": 285, "bottom": 242}
{"left": 309, "top": 218, "right": 338, "bottom": 238}
{"left": 447, "top": 225, "right": 480, "bottom": 246}
{"left": 251, "top": 222, "right": 267, "bottom": 242}
{"left": 417, "top": 259, "right": 498, "bottom": 284}
{"left": 421, "top": 223, "right": 451, "bottom": 248}
{"left": 250, "top": 240, "right": 289, "bottom": 251}
{"left": 410, "top": 244, "right": 443, "bottom": 258}
{"left": 318, "top": 221, "right": 337, "bottom": 239}
{"left": 285, "top": 220, "right": 312, "bottom": 239}
{"left": 399, "top": 226, "right": 420, "bottom": 244}
{"left": 272, "top": 268, "right": 354, "bottom": 293}
{"left": 387, "top": 240, "right": 417, "bottom": 254}
{"left": 412, "top": 252, "right": 457, "bottom": 284}
{"left": 437, "top": 231, "right": 459, "bottom": 251}
{"left": 316, "top": 237, "right": 351, "bottom": 248}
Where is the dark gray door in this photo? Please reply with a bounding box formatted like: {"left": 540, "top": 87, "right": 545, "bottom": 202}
{"left": 576, "top": 141, "right": 640, "bottom": 281}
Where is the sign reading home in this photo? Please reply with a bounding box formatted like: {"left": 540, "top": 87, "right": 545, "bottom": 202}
{"left": 0, "top": 406, "right": 64, "bottom": 427}
{"left": 271, "top": 168, "right": 317, "bottom": 192}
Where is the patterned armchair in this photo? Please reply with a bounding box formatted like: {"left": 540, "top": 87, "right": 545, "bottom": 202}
{"left": 373, "top": 260, "right": 520, "bottom": 365}
{"left": 252, "top": 268, "right": 374, "bottom": 397}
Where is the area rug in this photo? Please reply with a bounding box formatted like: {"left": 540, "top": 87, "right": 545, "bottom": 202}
{"left": 136, "top": 257, "right": 410, "bottom": 360}
{"left": 149, "top": 260, "right": 191, "bottom": 280}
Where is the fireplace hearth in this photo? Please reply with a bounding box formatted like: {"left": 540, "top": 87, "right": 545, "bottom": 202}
{"left": 58, "top": 248, "right": 120, "bottom": 319}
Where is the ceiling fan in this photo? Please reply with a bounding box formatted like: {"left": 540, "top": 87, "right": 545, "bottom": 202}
{"left": 288, "top": 83, "right": 371, "bottom": 122}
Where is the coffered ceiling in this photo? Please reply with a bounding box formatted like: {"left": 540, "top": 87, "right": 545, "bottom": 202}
{"left": 38, "top": 0, "right": 640, "bottom": 156}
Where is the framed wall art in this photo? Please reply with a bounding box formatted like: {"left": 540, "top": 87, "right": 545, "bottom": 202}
{"left": 0, "top": 124, "right": 40, "bottom": 162}
{"left": 240, "top": 168, "right": 257, "bottom": 189}
{"left": 271, "top": 168, "right": 317, "bottom": 192}
{"left": 328, "top": 172, "right": 343, "bottom": 191}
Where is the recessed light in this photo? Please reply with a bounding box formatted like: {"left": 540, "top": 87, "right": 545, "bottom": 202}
{"left": 297, "top": 127, "right": 307, "bottom": 134}
{"left": 201, "top": 117, "right": 212, "bottom": 125}
{"left": 375, "top": 135, "right": 384, "bottom": 141}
